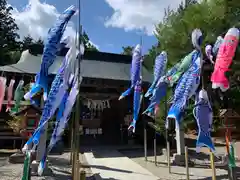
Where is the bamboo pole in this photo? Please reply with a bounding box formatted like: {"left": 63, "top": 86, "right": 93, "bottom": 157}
{"left": 210, "top": 151, "right": 216, "bottom": 180}
{"left": 185, "top": 146, "right": 189, "bottom": 180}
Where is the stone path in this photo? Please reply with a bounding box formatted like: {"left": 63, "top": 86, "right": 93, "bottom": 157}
{"left": 84, "top": 149, "right": 159, "bottom": 180}
{"left": 83, "top": 144, "right": 240, "bottom": 180}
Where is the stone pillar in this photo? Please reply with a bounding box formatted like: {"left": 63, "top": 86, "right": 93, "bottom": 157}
{"left": 176, "top": 125, "right": 185, "bottom": 155}
{"left": 173, "top": 124, "right": 186, "bottom": 165}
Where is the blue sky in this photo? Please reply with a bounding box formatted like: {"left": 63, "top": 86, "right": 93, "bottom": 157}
{"left": 7, "top": 0, "right": 169, "bottom": 54}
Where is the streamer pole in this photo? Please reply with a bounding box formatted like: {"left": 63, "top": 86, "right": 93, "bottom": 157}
{"left": 72, "top": 0, "right": 82, "bottom": 179}
{"left": 185, "top": 146, "right": 189, "bottom": 180}
{"left": 140, "top": 36, "right": 147, "bottom": 162}
{"left": 210, "top": 150, "right": 217, "bottom": 180}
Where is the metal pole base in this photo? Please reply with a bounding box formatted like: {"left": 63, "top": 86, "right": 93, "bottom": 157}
{"left": 144, "top": 124, "right": 147, "bottom": 161}
{"left": 154, "top": 136, "right": 157, "bottom": 166}
{"left": 80, "top": 170, "right": 86, "bottom": 180}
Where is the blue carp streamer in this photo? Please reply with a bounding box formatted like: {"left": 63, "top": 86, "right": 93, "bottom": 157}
{"left": 119, "top": 44, "right": 143, "bottom": 132}
{"left": 145, "top": 51, "right": 167, "bottom": 98}
{"left": 22, "top": 37, "right": 78, "bottom": 153}
{"left": 119, "top": 44, "right": 142, "bottom": 100}
{"left": 24, "top": 5, "right": 76, "bottom": 102}
{"left": 167, "top": 53, "right": 201, "bottom": 128}
{"left": 193, "top": 89, "right": 215, "bottom": 153}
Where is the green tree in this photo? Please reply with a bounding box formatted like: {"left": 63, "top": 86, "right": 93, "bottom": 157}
{"left": 80, "top": 31, "right": 98, "bottom": 51}
{"left": 144, "top": 0, "right": 240, "bottom": 130}
{"left": 35, "top": 38, "right": 44, "bottom": 46}
{"left": 0, "top": 0, "right": 20, "bottom": 65}
{"left": 22, "top": 35, "right": 34, "bottom": 50}
{"left": 121, "top": 46, "right": 134, "bottom": 55}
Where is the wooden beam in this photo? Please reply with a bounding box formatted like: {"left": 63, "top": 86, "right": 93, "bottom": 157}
{"left": 80, "top": 82, "right": 124, "bottom": 89}
{"left": 80, "top": 92, "right": 119, "bottom": 99}
{"left": 2, "top": 100, "right": 31, "bottom": 105}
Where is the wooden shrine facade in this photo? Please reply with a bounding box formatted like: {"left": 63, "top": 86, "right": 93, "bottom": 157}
{"left": 0, "top": 48, "right": 152, "bottom": 147}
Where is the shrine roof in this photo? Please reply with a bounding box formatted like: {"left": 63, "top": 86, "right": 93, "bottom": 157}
{"left": 0, "top": 50, "right": 152, "bottom": 83}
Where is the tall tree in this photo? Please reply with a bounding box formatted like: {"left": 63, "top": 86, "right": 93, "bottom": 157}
{"left": 0, "top": 0, "right": 20, "bottom": 65}
{"left": 35, "top": 38, "right": 44, "bottom": 46}
{"left": 22, "top": 35, "right": 34, "bottom": 50}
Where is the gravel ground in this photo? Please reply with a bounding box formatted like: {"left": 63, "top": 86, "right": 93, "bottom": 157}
{"left": 0, "top": 152, "right": 95, "bottom": 180}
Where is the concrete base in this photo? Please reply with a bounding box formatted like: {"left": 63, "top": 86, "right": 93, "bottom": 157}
{"left": 49, "top": 140, "right": 64, "bottom": 155}
{"left": 172, "top": 153, "right": 194, "bottom": 166}
{"left": 162, "top": 148, "right": 168, "bottom": 162}
{"left": 8, "top": 152, "right": 25, "bottom": 164}
{"left": 31, "top": 160, "right": 52, "bottom": 176}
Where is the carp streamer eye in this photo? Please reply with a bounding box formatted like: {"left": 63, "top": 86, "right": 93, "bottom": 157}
{"left": 198, "top": 36, "right": 203, "bottom": 47}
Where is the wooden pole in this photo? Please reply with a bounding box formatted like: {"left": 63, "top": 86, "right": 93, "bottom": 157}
{"left": 70, "top": 117, "right": 74, "bottom": 164}
{"left": 154, "top": 130, "right": 157, "bottom": 166}
{"left": 71, "top": 111, "right": 76, "bottom": 178}
{"left": 144, "top": 118, "right": 147, "bottom": 161}
{"left": 185, "top": 146, "right": 189, "bottom": 180}
{"left": 210, "top": 151, "right": 216, "bottom": 180}
{"left": 167, "top": 139, "right": 171, "bottom": 173}
{"left": 165, "top": 95, "right": 171, "bottom": 173}
{"left": 73, "top": 0, "right": 82, "bottom": 177}
{"left": 140, "top": 36, "right": 147, "bottom": 162}
{"left": 80, "top": 170, "right": 86, "bottom": 180}
{"left": 225, "top": 128, "right": 233, "bottom": 180}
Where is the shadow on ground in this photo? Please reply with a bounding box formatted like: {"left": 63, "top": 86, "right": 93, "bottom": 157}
{"left": 185, "top": 137, "right": 225, "bottom": 148}
{"left": 94, "top": 173, "right": 120, "bottom": 180}
{"left": 48, "top": 156, "right": 71, "bottom": 167}
{"left": 82, "top": 164, "right": 133, "bottom": 174}
{"left": 76, "top": 136, "right": 225, "bottom": 159}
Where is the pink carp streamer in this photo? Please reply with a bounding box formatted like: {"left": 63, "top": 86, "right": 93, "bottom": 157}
{"left": 6, "top": 79, "right": 15, "bottom": 112}
{"left": 211, "top": 28, "right": 239, "bottom": 92}
{"left": 0, "top": 77, "right": 6, "bottom": 112}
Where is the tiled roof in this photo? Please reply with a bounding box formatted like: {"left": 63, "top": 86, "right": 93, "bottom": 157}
{"left": 0, "top": 50, "right": 152, "bottom": 82}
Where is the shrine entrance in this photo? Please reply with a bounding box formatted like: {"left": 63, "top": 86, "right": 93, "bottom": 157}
{"left": 63, "top": 77, "right": 134, "bottom": 147}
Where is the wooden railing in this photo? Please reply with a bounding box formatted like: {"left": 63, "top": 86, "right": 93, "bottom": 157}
{"left": 0, "top": 118, "right": 26, "bottom": 149}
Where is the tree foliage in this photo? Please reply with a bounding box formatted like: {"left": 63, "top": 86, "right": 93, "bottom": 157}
{"left": 0, "top": 1, "right": 98, "bottom": 65}
{"left": 80, "top": 31, "right": 98, "bottom": 51}
{"left": 121, "top": 46, "right": 134, "bottom": 55}
{"left": 0, "top": 0, "right": 20, "bottom": 65}
{"left": 144, "top": 0, "right": 240, "bottom": 129}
